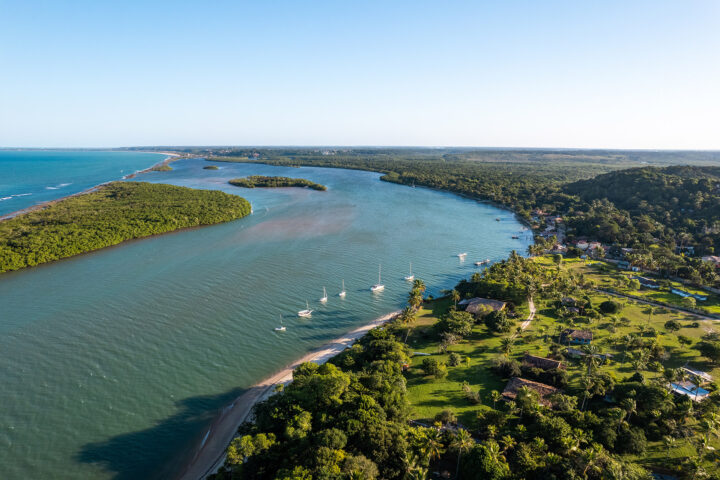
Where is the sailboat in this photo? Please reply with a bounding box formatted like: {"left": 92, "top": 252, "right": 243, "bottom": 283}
{"left": 320, "top": 287, "right": 328, "bottom": 303}
{"left": 371, "top": 264, "right": 385, "bottom": 292}
{"left": 404, "top": 262, "right": 415, "bottom": 281}
{"left": 339, "top": 280, "right": 347, "bottom": 297}
{"left": 298, "top": 301, "right": 313, "bottom": 317}
{"left": 274, "top": 315, "right": 286, "bottom": 332}
{"left": 457, "top": 252, "right": 467, "bottom": 259}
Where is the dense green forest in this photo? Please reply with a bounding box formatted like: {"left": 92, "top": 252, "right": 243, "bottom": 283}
{"left": 229, "top": 176, "right": 327, "bottom": 191}
{"left": 0, "top": 182, "right": 251, "bottom": 273}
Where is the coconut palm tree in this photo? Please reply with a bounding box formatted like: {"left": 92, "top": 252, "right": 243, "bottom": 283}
{"left": 451, "top": 289, "right": 461, "bottom": 308}
{"left": 500, "top": 337, "right": 514, "bottom": 357}
{"left": 450, "top": 429, "right": 474, "bottom": 478}
{"left": 413, "top": 279, "right": 426, "bottom": 294}
{"left": 422, "top": 428, "right": 445, "bottom": 464}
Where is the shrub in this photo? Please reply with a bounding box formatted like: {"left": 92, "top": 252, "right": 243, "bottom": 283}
{"left": 435, "top": 409, "right": 457, "bottom": 425}
{"left": 462, "top": 382, "right": 481, "bottom": 404}
{"left": 599, "top": 300, "right": 622, "bottom": 314}
{"left": 664, "top": 319, "right": 681, "bottom": 332}
{"left": 491, "top": 356, "right": 521, "bottom": 378}
{"left": 448, "top": 352, "right": 462, "bottom": 367}
{"left": 484, "top": 310, "right": 515, "bottom": 334}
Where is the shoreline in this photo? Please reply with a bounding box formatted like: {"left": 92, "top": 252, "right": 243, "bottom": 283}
{"left": 0, "top": 153, "right": 178, "bottom": 222}
{"left": 176, "top": 310, "right": 401, "bottom": 480}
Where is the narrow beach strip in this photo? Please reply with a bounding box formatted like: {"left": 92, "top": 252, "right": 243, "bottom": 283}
{"left": 177, "top": 310, "right": 401, "bottom": 480}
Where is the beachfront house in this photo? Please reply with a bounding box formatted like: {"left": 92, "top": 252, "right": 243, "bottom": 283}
{"left": 560, "top": 328, "right": 593, "bottom": 345}
{"left": 502, "top": 377, "right": 559, "bottom": 407}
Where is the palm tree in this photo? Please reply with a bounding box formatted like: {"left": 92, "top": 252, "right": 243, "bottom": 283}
{"left": 490, "top": 390, "right": 501, "bottom": 410}
{"left": 413, "top": 279, "right": 426, "bottom": 294}
{"left": 406, "top": 466, "right": 428, "bottom": 480}
{"left": 580, "top": 376, "right": 594, "bottom": 411}
{"left": 450, "top": 429, "right": 474, "bottom": 478}
{"left": 499, "top": 434, "right": 516, "bottom": 454}
{"left": 408, "top": 290, "right": 423, "bottom": 310}
{"left": 451, "top": 289, "right": 461, "bottom": 308}
{"left": 500, "top": 337, "right": 514, "bottom": 356}
{"left": 620, "top": 398, "right": 637, "bottom": 424}
{"left": 663, "top": 435, "right": 676, "bottom": 457}
{"left": 582, "top": 344, "right": 600, "bottom": 375}
{"left": 400, "top": 306, "right": 417, "bottom": 343}
{"left": 422, "top": 428, "right": 445, "bottom": 464}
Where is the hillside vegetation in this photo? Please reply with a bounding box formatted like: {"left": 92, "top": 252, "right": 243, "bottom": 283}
{"left": 0, "top": 182, "right": 251, "bottom": 273}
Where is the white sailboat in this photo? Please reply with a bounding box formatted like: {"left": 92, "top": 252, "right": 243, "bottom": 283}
{"left": 320, "top": 287, "right": 328, "bottom": 303}
{"left": 339, "top": 280, "right": 347, "bottom": 297}
{"left": 457, "top": 252, "right": 467, "bottom": 259}
{"left": 274, "top": 315, "right": 286, "bottom": 332}
{"left": 371, "top": 264, "right": 385, "bottom": 292}
{"left": 298, "top": 300, "right": 313, "bottom": 317}
{"left": 404, "top": 262, "right": 415, "bottom": 281}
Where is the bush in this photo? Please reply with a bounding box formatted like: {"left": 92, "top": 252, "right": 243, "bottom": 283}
{"left": 438, "top": 310, "right": 474, "bottom": 338}
{"left": 617, "top": 427, "right": 647, "bottom": 454}
{"left": 664, "top": 319, "right": 681, "bottom": 332}
{"left": 448, "top": 352, "right": 462, "bottom": 367}
{"left": 435, "top": 409, "right": 457, "bottom": 425}
{"left": 462, "top": 382, "right": 481, "bottom": 404}
{"left": 599, "top": 300, "right": 622, "bottom": 314}
{"left": 491, "top": 356, "right": 521, "bottom": 378}
{"left": 422, "top": 357, "right": 447, "bottom": 378}
{"left": 484, "top": 310, "right": 515, "bottom": 334}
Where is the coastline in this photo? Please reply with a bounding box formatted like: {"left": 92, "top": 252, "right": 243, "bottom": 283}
{"left": 176, "top": 310, "right": 401, "bottom": 480}
{"left": 0, "top": 153, "right": 178, "bottom": 222}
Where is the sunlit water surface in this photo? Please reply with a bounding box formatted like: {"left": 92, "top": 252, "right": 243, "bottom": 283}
{"left": 0, "top": 156, "right": 532, "bottom": 479}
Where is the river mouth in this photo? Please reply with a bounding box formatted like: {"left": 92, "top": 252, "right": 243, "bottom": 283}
{"left": 0, "top": 157, "right": 532, "bottom": 480}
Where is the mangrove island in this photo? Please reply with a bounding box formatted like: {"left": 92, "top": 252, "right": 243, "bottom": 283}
{"left": 0, "top": 182, "right": 251, "bottom": 273}
{"left": 229, "top": 175, "right": 327, "bottom": 191}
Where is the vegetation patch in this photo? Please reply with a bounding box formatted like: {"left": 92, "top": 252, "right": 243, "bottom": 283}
{"left": 0, "top": 182, "right": 251, "bottom": 273}
{"left": 203, "top": 165, "right": 220, "bottom": 170}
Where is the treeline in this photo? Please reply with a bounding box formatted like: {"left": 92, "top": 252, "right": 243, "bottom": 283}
{"left": 229, "top": 176, "right": 327, "bottom": 191}
{"left": 0, "top": 182, "right": 251, "bottom": 273}
{"left": 207, "top": 149, "right": 720, "bottom": 287}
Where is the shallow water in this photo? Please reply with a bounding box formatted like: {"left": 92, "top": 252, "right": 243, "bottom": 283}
{"left": 0, "top": 150, "right": 164, "bottom": 215}
{"left": 0, "top": 156, "right": 532, "bottom": 479}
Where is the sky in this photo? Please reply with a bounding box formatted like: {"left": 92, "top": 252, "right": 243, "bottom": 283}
{"left": 1, "top": 0, "right": 719, "bottom": 149}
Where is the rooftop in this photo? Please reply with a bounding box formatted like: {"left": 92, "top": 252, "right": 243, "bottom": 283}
{"left": 523, "top": 354, "right": 562, "bottom": 370}
{"left": 502, "top": 377, "right": 559, "bottom": 407}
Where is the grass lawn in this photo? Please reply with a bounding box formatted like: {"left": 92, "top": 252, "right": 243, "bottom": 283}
{"left": 401, "top": 258, "right": 720, "bottom": 470}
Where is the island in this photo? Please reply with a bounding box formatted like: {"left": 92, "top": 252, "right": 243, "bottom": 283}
{"left": 203, "top": 165, "right": 220, "bottom": 170}
{"left": 0, "top": 182, "right": 251, "bottom": 273}
{"left": 228, "top": 175, "right": 326, "bottom": 191}
{"left": 150, "top": 164, "right": 173, "bottom": 171}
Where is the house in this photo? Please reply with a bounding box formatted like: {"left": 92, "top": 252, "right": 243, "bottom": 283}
{"left": 682, "top": 366, "right": 713, "bottom": 384}
{"left": 702, "top": 255, "right": 720, "bottom": 267}
{"left": 560, "top": 328, "right": 593, "bottom": 345}
{"left": 551, "top": 244, "right": 567, "bottom": 254}
{"left": 564, "top": 348, "right": 612, "bottom": 362}
{"left": 633, "top": 276, "right": 660, "bottom": 289}
{"left": 459, "top": 297, "right": 507, "bottom": 316}
{"left": 561, "top": 297, "right": 577, "bottom": 307}
{"left": 671, "top": 288, "right": 707, "bottom": 301}
{"left": 502, "top": 377, "right": 559, "bottom": 407}
{"left": 669, "top": 381, "right": 710, "bottom": 402}
{"left": 576, "top": 240, "right": 590, "bottom": 251}
{"left": 523, "top": 354, "right": 563, "bottom": 370}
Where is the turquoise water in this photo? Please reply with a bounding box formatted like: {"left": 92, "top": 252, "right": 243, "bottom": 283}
{"left": 0, "top": 156, "right": 532, "bottom": 479}
{"left": 0, "top": 150, "right": 165, "bottom": 215}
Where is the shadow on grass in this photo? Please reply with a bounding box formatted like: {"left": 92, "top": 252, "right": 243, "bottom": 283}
{"left": 76, "top": 386, "right": 249, "bottom": 480}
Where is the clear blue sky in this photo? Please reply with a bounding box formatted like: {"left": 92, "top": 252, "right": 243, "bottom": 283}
{"left": 1, "top": 0, "right": 718, "bottom": 149}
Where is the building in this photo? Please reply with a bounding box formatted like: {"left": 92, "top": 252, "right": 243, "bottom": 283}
{"left": 523, "top": 354, "right": 563, "bottom": 370}
{"left": 669, "top": 381, "right": 710, "bottom": 402}
{"left": 701, "top": 255, "right": 720, "bottom": 267}
{"left": 560, "top": 328, "right": 593, "bottom": 345}
{"left": 502, "top": 377, "right": 559, "bottom": 407}
{"left": 459, "top": 297, "right": 507, "bottom": 316}
{"left": 633, "top": 276, "right": 660, "bottom": 289}
{"left": 671, "top": 288, "right": 707, "bottom": 301}
{"left": 682, "top": 366, "right": 713, "bottom": 384}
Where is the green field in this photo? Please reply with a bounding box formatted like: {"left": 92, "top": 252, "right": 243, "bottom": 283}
{"left": 401, "top": 256, "right": 720, "bottom": 472}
